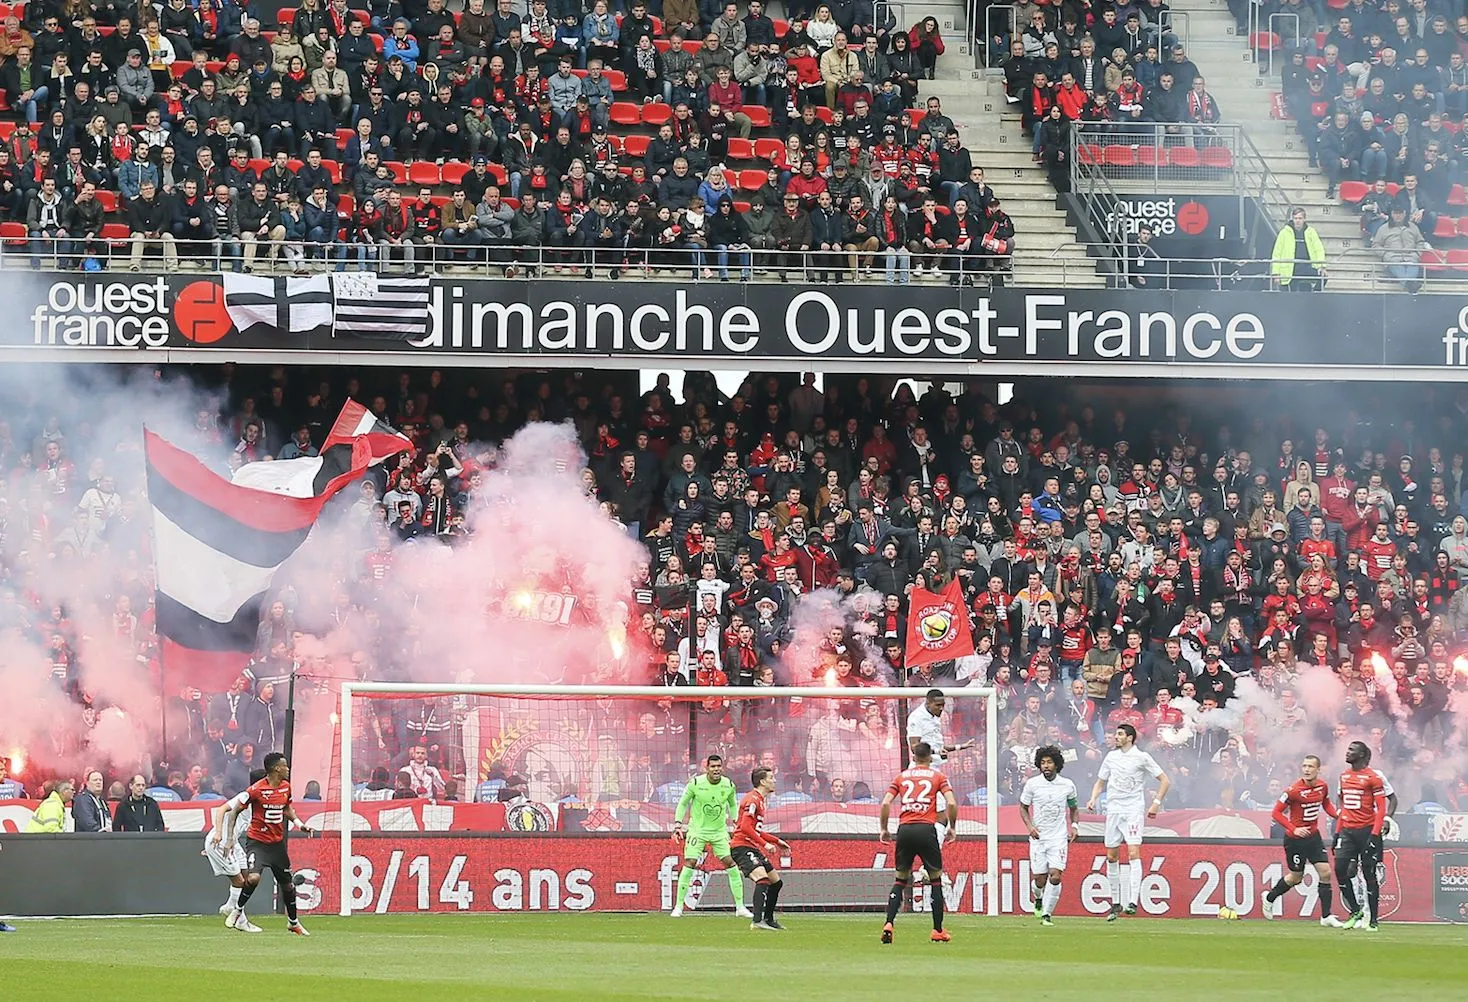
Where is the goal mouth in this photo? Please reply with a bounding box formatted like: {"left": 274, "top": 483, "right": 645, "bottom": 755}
{"left": 333, "top": 684, "right": 998, "bottom": 916}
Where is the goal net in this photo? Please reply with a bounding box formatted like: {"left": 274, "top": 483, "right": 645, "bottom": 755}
{"left": 329, "top": 684, "right": 998, "bottom": 918}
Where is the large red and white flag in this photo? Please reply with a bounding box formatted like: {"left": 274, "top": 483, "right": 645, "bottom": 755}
{"left": 904, "top": 578, "right": 976, "bottom": 669}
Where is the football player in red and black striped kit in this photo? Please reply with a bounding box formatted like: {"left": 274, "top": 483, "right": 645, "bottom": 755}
{"left": 218, "top": 751, "right": 315, "bottom": 936}
{"left": 1262, "top": 754, "right": 1341, "bottom": 925}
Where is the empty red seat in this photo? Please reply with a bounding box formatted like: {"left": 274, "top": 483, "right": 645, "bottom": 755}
{"left": 1337, "top": 181, "right": 1369, "bottom": 203}
{"left": 1450, "top": 184, "right": 1467, "bottom": 206}
{"left": 1422, "top": 248, "right": 1448, "bottom": 272}
{"left": 622, "top": 134, "right": 651, "bottom": 157}
{"left": 441, "top": 162, "right": 469, "bottom": 185}
{"left": 407, "top": 162, "right": 441, "bottom": 186}
{"left": 0, "top": 220, "right": 27, "bottom": 245}
{"left": 1444, "top": 217, "right": 1468, "bottom": 238}
{"left": 744, "top": 106, "right": 771, "bottom": 128}
{"left": 1248, "top": 31, "right": 1281, "bottom": 51}
{"left": 1102, "top": 145, "right": 1135, "bottom": 167}
{"left": 1200, "top": 147, "right": 1233, "bottom": 169}
{"left": 610, "top": 101, "right": 642, "bottom": 126}
{"left": 94, "top": 189, "right": 118, "bottom": 212}
{"left": 1446, "top": 249, "right": 1468, "bottom": 270}
{"left": 101, "top": 222, "right": 131, "bottom": 244}
{"left": 907, "top": 109, "right": 927, "bottom": 129}
{"left": 1136, "top": 146, "right": 1162, "bottom": 167}
{"left": 384, "top": 161, "right": 408, "bottom": 183}
{"left": 1078, "top": 143, "right": 1102, "bottom": 165}
{"left": 1168, "top": 146, "right": 1200, "bottom": 167}
{"left": 603, "top": 69, "right": 626, "bottom": 90}
{"left": 727, "top": 138, "right": 755, "bottom": 159}
{"left": 641, "top": 103, "right": 673, "bottom": 126}
{"left": 738, "top": 169, "right": 768, "bottom": 190}
{"left": 753, "top": 138, "right": 784, "bottom": 159}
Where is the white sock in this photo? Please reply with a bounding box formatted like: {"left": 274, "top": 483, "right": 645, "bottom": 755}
{"left": 1107, "top": 860, "right": 1121, "bottom": 905}
{"left": 227, "top": 885, "right": 241, "bottom": 908}
{"left": 1118, "top": 861, "right": 1133, "bottom": 908}
{"left": 1128, "top": 860, "right": 1143, "bottom": 907}
{"left": 1042, "top": 882, "right": 1061, "bottom": 916}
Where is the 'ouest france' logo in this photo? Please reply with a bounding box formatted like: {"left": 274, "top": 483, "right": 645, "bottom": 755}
{"left": 31, "top": 277, "right": 172, "bottom": 347}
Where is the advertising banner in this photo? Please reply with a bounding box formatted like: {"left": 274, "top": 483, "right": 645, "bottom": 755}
{"left": 281, "top": 835, "right": 1442, "bottom": 920}
{"left": 1433, "top": 851, "right": 1468, "bottom": 922}
{"left": 0, "top": 270, "right": 1463, "bottom": 373}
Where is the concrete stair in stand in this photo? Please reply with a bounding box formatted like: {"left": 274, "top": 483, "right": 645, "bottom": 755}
{"left": 1167, "top": 0, "right": 1468, "bottom": 291}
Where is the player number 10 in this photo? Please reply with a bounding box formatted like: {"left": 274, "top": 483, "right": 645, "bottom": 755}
{"left": 348, "top": 852, "right": 476, "bottom": 912}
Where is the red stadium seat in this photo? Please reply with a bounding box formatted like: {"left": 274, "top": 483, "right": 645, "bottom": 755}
{"left": 654, "top": 38, "right": 670, "bottom": 53}
{"left": 169, "top": 60, "right": 191, "bottom": 79}
{"left": 1248, "top": 32, "right": 1281, "bottom": 51}
{"left": 610, "top": 101, "right": 642, "bottom": 126}
{"left": 322, "top": 160, "right": 342, "bottom": 184}
{"left": 641, "top": 103, "right": 673, "bottom": 126}
{"left": 94, "top": 189, "right": 118, "bottom": 213}
{"left": 771, "top": 18, "right": 788, "bottom": 37}
{"left": 603, "top": 69, "right": 626, "bottom": 91}
{"left": 1386, "top": 182, "right": 1402, "bottom": 196}
{"left": 430, "top": 194, "right": 452, "bottom": 208}
{"left": 1447, "top": 249, "right": 1468, "bottom": 271}
{"left": 737, "top": 169, "right": 768, "bottom": 190}
{"left": 486, "top": 163, "right": 508, "bottom": 185}
{"left": 0, "top": 220, "right": 27, "bottom": 246}
{"left": 753, "top": 138, "right": 784, "bottom": 160}
{"left": 277, "top": 8, "right": 296, "bottom": 25}
{"left": 1078, "top": 143, "right": 1102, "bottom": 165}
{"left": 727, "top": 138, "right": 755, "bottom": 160}
{"left": 1200, "top": 147, "right": 1233, "bottom": 169}
{"left": 101, "top": 222, "right": 131, "bottom": 245}
{"left": 384, "top": 160, "right": 409, "bottom": 183}
{"left": 814, "top": 106, "right": 834, "bottom": 124}
{"left": 337, "top": 194, "right": 356, "bottom": 216}
{"left": 441, "top": 162, "right": 469, "bottom": 185}
{"left": 1440, "top": 216, "right": 1465, "bottom": 238}
{"left": 1136, "top": 146, "right": 1162, "bottom": 167}
{"left": 1422, "top": 248, "right": 1448, "bottom": 273}
{"left": 248, "top": 158, "right": 271, "bottom": 175}
{"left": 1337, "top": 181, "right": 1369, "bottom": 204}
{"left": 1450, "top": 184, "right": 1467, "bottom": 206}
{"left": 335, "top": 128, "right": 354, "bottom": 148}
{"left": 907, "top": 109, "right": 926, "bottom": 129}
{"left": 407, "top": 162, "right": 441, "bottom": 186}
{"left": 1167, "top": 147, "right": 1200, "bottom": 167}
{"left": 622, "top": 134, "right": 651, "bottom": 157}
{"left": 1102, "top": 145, "right": 1135, "bottom": 167}
{"left": 744, "top": 106, "right": 771, "bottom": 128}
{"left": 733, "top": 200, "right": 750, "bottom": 213}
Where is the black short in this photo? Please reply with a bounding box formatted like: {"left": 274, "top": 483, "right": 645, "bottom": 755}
{"left": 731, "top": 846, "right": 772, "bottom": 877}
{"left": 1333, "top": 825, "right": 1376, "bottom": 866}
{"left": 1283, "top": 832, "right": 1327, "bottom": 872}
{"left": 243, "top": 836, "right": 292, "bottom": 876}
{"left": 895, "top": 823, "right": 943, "bottom": 874}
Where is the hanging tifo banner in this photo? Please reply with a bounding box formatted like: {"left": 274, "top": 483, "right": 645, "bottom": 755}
{"left": 4, "top": 270, "right": 1468, "bottom": 372}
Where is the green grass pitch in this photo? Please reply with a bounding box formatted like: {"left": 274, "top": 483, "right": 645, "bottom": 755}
{"left": 2, "top": 913, "right": 1465, "bottom": 1001}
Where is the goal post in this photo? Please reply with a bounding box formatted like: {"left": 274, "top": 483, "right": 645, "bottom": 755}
{"left": 336, "top": 683, "right": 998, "bottom": 918}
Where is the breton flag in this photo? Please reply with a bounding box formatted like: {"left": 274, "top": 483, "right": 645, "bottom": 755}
{"left": 230, "top": 400, "right": 412, "bottom": 498}
{"left": 221, "top": 273, "right": 334, "bottom": 339}
{"left": 332, "top": 272, "right": 431, "bottom": 341}
{"left": 145, "top": 430, "right": 371, "bottom": 689}
{"left": 904, "top": 578, "right": 976, "bottom": 670}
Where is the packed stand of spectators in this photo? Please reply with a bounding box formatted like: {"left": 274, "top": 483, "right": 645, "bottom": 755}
{"left": 8, "top": 368, "right": 1468, "bottom": 817}
{"left": 992, "top": 3, "right": 1224, "bottom": 192}
{"left": 0, "top": 0, "right": 1021, "bottom": 284}
{"left": 1265, "top": 0, "right": 1467, "bottom": 286}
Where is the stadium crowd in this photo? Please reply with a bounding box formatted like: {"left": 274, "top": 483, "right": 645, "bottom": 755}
{"left": 0, "top": 0, "right": 1022, "bottom": 285}
{"left": 3, "top": 368, "right": 1468, "bottom": 825}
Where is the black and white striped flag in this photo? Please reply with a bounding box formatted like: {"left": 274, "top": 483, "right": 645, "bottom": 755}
{"left": 333, "top": 273, "right": 431, "bottom": 342}
{"left": 222, "top": 274, "right": 334, "bottom": 338}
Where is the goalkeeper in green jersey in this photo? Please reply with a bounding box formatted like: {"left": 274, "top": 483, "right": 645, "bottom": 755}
{"left": 670, "top": 755, "right": 753, "bottom": 919}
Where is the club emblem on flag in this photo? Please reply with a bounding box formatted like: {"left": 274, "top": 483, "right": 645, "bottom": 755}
{"left": 905, "top": 579, "right": 975, "bottom": 668}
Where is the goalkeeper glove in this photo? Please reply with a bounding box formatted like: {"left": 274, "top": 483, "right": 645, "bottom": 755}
{"left": 1368, "top": 833, "right": 1384, "bottom": 859}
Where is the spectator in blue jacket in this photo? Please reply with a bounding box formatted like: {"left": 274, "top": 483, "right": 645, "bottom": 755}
{"left": 383, "top": 19, "right": 421, "bottom": 71}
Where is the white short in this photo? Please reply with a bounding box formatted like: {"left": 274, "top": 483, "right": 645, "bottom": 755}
{"left": 1030, "top": 837, "right": 1068, "bottom": 873}
{"left": 204, "top": 836, "right": 247, "bottom": 877}
{"left": 1103, "top": 810, "right": 1145, "bottom": 849}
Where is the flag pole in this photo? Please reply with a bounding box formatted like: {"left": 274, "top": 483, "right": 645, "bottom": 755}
{"left": 143, "top": 422, "right": 169, "bottom": 775}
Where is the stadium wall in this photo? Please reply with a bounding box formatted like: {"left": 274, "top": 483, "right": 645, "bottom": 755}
{"left": 3, "top": 270, "right": 1468, "bottom": 379}
{"left": 2, "top": 830, "right": 1462, "bottom": 921}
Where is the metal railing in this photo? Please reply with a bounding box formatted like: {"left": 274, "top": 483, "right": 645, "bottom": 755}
{"left": 0, "top": 234, "right": 1015, "bottom": 282}
{"left": 1038, "top": 243, "right": 1455, "bottom": 293}
{"left": 1157, "top": 10, "right": 1191, "bottom": 54}
{"left": 970, "top": 1, "right": 1016, "bottom": 70}
{"left": 1248, "top": 2, "right": 1300, "bottom": 75}
{"left": 1067, "top": 122, "right": 1245, "bottom": 192}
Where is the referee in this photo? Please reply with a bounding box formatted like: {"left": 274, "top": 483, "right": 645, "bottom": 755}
{"left": 905, "top": 689, "right": 975, "bottom": 768}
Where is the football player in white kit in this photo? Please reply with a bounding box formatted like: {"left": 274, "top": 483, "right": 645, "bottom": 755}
{"left": 1019, "top": 745, "right": 1079, "bottom": 926}
{"left": 904, "top": 689, "right": 974, "bottom": 843}
{"left": 204, "top": 768, "right": 265, "bottom": 932}
{"left": 1085, "top": 723, "right": 1170, "bottom": 921}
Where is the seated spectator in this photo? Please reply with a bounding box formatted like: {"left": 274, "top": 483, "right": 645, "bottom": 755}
{"left": 1370, "top": 204, "right": 1430, "bottom": 293}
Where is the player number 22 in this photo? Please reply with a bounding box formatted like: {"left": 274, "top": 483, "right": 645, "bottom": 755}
{"left": 901, "top": 779, "right": 933, "bottom": 810}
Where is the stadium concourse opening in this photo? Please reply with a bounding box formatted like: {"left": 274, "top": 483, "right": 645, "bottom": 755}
{"left": 0, "top": 363, "right": 1465, "bottom": 925}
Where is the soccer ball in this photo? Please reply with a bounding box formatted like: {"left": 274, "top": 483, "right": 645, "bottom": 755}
{"left": 920, "top": 612, "right": 952, "bottom": 641}
{"left": 1216, "top": 906, "right": 1239, "bottom": 921}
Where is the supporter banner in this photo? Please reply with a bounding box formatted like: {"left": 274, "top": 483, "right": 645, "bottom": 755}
{"left": 4, "top": 270, "right": 1468, "bottom": 371}
{"left": 1434, "top": 852, "right": 1468, "bottom": 922}
{"left": 282, "top": 835, "right": 1441, "bottom": 920}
